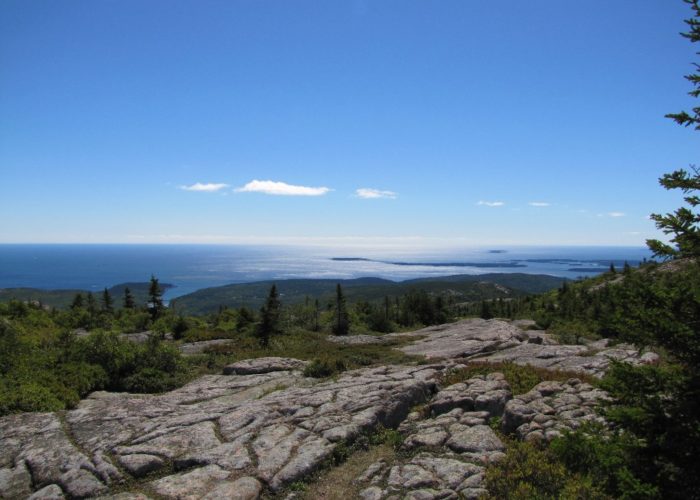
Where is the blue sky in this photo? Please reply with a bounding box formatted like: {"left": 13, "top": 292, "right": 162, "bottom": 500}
{"left": 0, "top": 1, "right": 697, "bottom": 247}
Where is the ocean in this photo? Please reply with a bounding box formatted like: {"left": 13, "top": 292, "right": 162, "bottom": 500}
{"left": 0, "top": 244, "right": 653, "bottom": 300}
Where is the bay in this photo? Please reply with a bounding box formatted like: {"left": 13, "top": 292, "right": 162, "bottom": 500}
{"left": 0, "top": 244, "right": 653, "bottom": 300}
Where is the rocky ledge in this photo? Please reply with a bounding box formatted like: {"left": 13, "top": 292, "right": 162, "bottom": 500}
{"left": 0, "top": 319, "right": 654, "bottom": 499}
{"left": 388, "top": 318, "right": 657, "bottom": 377}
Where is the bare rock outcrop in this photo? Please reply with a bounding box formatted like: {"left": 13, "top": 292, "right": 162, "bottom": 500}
{"left": 390, "top": 319, "right": 527, "bottom": 359}
{"left": 393, "top": 318, "right": 654, "bottom": 378}
{"left": 223, "top": 357, "right": 310, "bottom": 375}
{"left": 355, "top": 373, "right": 513, "bottom": 499}
{"left": 427, "top": 373, "right": 512, "bottom": 417}
{"left": 2, "top": 318, "right": 652, "bottom": 499}
{"left": 0, "top": 365, "right": 438, "bottom": 498}
{"left": 178, "top": 339, "right": 234, "bottom": 355}
{"left": 501, "top": 379, "right": 608, "bottom": 441}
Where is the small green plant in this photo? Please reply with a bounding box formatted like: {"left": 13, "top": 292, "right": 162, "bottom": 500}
{"left": 548, "top": 320, "right": 599, "bottom": 345}
{"left": 440, "top": 361, "right": 597, "bottom": 395}
{"left": 368, "top": 425, "right": 404, "bottom": 449}
{"left": 332, "top": 441, "right": 349, "bottom": 465}
{"left": 303, "top": 358, "right": 347, "bottom": 378}
{"left": 288, "top": 481, "right": 308, "bottom": 492}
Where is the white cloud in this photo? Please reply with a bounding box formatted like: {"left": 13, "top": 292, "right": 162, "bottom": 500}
{"left": 528, "top": 201, "right": 550, "bottom": 207}
{"left": 477, "top": 200, "right": 505, "bottom": 207}
{"left": 235, "top": 179, "right": 331, "bottom": 196}
{"left": 608, "top": 212, "right": 626, "bottom": 217}
{"left": 355, "top": 188, "right": 397, "bottom": 199}
{"left": 180, "top": 182, "right": 229, "bottom": 192}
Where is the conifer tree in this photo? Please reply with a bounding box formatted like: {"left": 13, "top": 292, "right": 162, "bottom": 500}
{"left": 598, "top": 3, "right": 700, "bottom": 496}
{"left": 647, "top": 0, "right": 700, "bottom": 259}
{"left": 86, "top": 293, "right": 98, "bottom": 318}
{"left": 332, "top": 283, "right": 350, "bottom": 335}
{"left": 237, "top": 306, "right": 255, "bottom": 332}
{"left": 101, "top": 288, "right": 114, "bottom": 313}
{"left": 70, "top": 293, "right": 84, "bottom": 310}
{"left": 148, "top": 275, "right": 164, "bottom": 319}
{"left": 313, "top": 298, "right": 320, "bottom": 331}
{"left": 123, "top": 287, "right": 136, "bottom": 309}
{"left": 256, "top": 284, "right": 281, "bottom": 347}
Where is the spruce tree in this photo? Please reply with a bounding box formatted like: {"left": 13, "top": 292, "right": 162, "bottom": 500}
{"left": 597, "top": 3, "right": 700, "bottom": 496}
{"left": 86, "top": 293, "right": 98, "bottom": 318}
{"left": 237, "top": 306, "right": 255, "bottom": 332}
{"left": 101, "top": 288, "right": 114, "bottom": 313}
{"left": 123, "top": 287, "right": 136, "bottom": 309}
{"left": 70, "top": 293, "right": 84, "bottom": 310}
{"left": 148, "top": 275, "right": 164, "bottom": 319}
{"left": 313, "top": 298, "right": 320, "bottom": 331}
{"left": 332, "top": 283, "right": 350, "bottom": 336}
{"left": 647, "top": 0, "right": 700, "bottom": 259}
{"left": 256, "top": 284, "right": 281, "bottom": 347}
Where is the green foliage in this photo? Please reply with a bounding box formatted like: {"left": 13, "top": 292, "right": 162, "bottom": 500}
{"left": 548, "top": 320, "right": 598, "bottom": 345}
{"left": 0, "top": 304, "right": 188, "bottom": 415}
{"left": 440, "top": 361, "right": 596, "bottom": 396}
{"left": 332, "top": 284, "right": 350, "bottom": 336}
{"left": 148, "top": 275, "right": 165, "bottom": 319}
{"left": 482, "top": 440, "right": 607, "bottom": 500}
{"left": 0, "top": 380, "right": 67, "bottom": 415}
{"left": 172, "top": 315, "right": 189, "bottom": 340}
{"left": 368, "top": 425, "right": 404, "bottom": 449}
{"left": 331, "top": 441, "right": 350, "bottom": 465}
{"left": 647, "top": 167, "right": 700, "bottom": 259}
{"left": 255, "top": 284, "right": 281, "bottom": 347}
{"left": 303, "top": 358, "right": 347, "bottom": 378}
{"left": 169, "top": 274, "right": 564, "bottom": 315}
{"left": 665, "top": 0, "right": 700, "bottom": 130}
{"left": 549, "top": 424, "right": 657, "bottom": 499}
{"left": 123, "top": 286, "right": 136, "bottom": 309}
{"left": 101, "top": 288, "right": 114, "bottom": 313}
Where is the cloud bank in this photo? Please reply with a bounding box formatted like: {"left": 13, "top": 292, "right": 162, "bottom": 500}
{"left": 235, "top": 180, "right": 331, "bottom": 196}
{"left": 528, "top": 201, "right": 550, "bottom": 207}
{"left": 356, "top": 188, "right": 397, "bottom": 199}
{"left": 180, "top": 182, "right": 229, "bottom": 192}
{"left": 477, "top": 200, "right": 505, "bottom": 207}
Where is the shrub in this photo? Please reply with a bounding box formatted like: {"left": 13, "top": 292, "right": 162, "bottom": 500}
{"left": 304, "top": 359, "right": 339, "bottom": 378}
{"left": 440, "top": 361, "right": 596, "bottom": 396}
{"left": 368, "top": 425, "right": 404, "bottom": 449}
{"left": 0, "top": 379, "right": 66, "bottom": 414}
{"left": 550, "top": 425, "right": 658, "bottom": 499}
{"left": 483, "top": 439, "right": 609, "bottom": 500}
{"left": 122, "top": 367, "right": 182, "bottom": 393}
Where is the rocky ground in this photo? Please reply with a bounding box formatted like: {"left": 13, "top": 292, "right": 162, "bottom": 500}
{"left": 0, "top": 319, "right": 656, "bottom": 499}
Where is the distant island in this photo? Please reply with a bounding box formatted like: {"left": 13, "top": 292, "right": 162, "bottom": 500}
{"left": 331, "top": 257, "right": 526, "bottom": 268}
{"left": 330, "top": 257, "right": 374, "bottom": 262}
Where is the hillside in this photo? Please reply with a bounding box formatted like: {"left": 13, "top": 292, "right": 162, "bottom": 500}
{"left": 169, "top": 273, "right": 567, "bottom": 315}
{"left": 0, "top": 282, "right": 173, "bottom": 309}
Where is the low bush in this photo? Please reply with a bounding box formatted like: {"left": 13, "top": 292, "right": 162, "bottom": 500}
{"left": 304, "top": 358, "right": 345, "bottom": 378}
{"left": 482, "top": 439, "right": 609, "bottom": 500}
{"left": 440, "top": 361, "right": 597, "bottom": 395}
